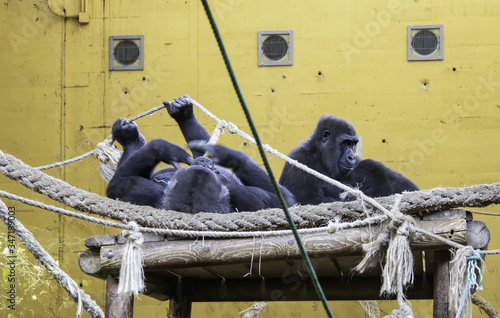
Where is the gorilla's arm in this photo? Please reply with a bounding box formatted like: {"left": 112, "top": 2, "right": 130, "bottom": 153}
{"left": 191, "top": 143, "right": 297, "bottom": 208}
{"left": 164, "top": 95, "right": 210, "bottom": 157}
{"left": 349, "top": 159, "right": 419, "bottom": 197}
{"left": 280, "top": 162, "right": 342, "bottom": 205}
{"left": 107, "top": 118, "right": 193, "bottom": 208}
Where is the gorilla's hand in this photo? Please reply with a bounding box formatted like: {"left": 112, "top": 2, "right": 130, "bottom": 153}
{"left": 149, "top": 139, "right": 194, "bottom": 168}
{"left": 189, "top": 142, "right": 245, "bottom": 170}
{"left": 163, "top": 95, "right": 194, "bottom": 122}
{"left": 112, "top": 118, "right": 146, "bottom": 146}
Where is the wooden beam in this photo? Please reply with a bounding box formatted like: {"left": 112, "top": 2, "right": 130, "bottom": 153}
{"left": 433, "top": 250, "right": 452, "bottom": 318}
{"left": 467, "top": 220, "right": 490, "bottom": 249}
{"left": 79, "top": 219, "right": 467, "bottom": 277}
{"left": 105, "top": 275, "right": 134, "bottom": 318}
{"left": 168, "top": 278, "right": 192, "bottom": 318}
{"left": 185, "top": 276, "right": 434, "bottom": 302}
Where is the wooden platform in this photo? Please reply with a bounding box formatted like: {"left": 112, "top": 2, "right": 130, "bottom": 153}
{"left": 79, "top": 210, "right": 490, "bottom": 318}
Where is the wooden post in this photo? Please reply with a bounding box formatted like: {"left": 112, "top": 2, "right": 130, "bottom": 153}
{"left": 105, "top": 274, "right": 134, "bottom": 318}
{"left": 168, "top": 278, "right": 192, "bottom": 318}
{"left": 433, "top": 250, "right": 454, "bottom": 318}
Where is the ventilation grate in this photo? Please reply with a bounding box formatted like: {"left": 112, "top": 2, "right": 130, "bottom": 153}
{"left": 408, "top": 25, "right": 443, "bottom": 61}
{"left": 258, "top": 31, "right": 293, "bottom": 66}
{"left": 110, "top": 35, "right": 144, "bottom": 70}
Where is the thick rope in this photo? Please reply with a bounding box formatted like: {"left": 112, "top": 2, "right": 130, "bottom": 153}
{"left": 95, "top": 137, "right": 122, "bottom": 182}
{"left": 2, "top": 188, "right": 399, "bottom": 239}
{"left": 472, "top": 294, "right": 500, "bottom": 318}
{"left": 117, "top": 221, "right": 145, "bottom": 296}
{"left": 451, "top": 247, "right": 484, "bottom": 318}
{"left": 0, "top": 200, "right": 104, "bottom": 318}
{"left": 360, "top": 300, "right": 380, "bottom": 318}
{"left": 2, "top": 150, "right": 500, "bottom": 233}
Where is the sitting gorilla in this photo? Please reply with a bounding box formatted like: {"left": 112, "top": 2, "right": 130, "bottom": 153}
{"left": 107, "top": 97, "right": 296, "bottom": 213}
{"left": 279, "top": 115, "right": 418, "bottom": 205}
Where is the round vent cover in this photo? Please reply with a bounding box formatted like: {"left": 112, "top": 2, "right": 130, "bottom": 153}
{"left": 114, "top": 40, "right": 140, "bottom": 66}
{"left": 262, "top": 35, "right": 289, "bottom": 61}
{"left": 411, "top": 29, "right": 439, "bottom": 56}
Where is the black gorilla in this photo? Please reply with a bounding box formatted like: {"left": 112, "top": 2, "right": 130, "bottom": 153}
{"left": 106, "top": 96, "right": 296, "bottom": 213}
{"left": 279, "top": 115, "right": 418, "bottom": 205}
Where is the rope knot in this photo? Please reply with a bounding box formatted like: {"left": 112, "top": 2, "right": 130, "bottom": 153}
{"left": 327, "top": 220, "right": 339, "bottom": 234}
{"left": 117, "top": 221, "right": 145, "bottom": 296}
{"left": 226, "top": 122, "right": 239, "bottom": 134}
{"left": 123, "top": 221, "right": 144, "bottom": 245}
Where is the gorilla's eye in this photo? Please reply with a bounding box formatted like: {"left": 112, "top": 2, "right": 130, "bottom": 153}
{"left": 321, "top": 130, "right": 330, "bottom": 142}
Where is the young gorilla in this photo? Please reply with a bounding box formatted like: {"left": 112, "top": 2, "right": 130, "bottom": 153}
{"left": 279, "top": 115, "right": 418, "bottom": 205}
{"left": 107, "top": 96, "right": 296, "bottom": 213}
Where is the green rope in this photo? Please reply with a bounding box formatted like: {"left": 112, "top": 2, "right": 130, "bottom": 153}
{"left": 200, "top": 1, "right": 334, "bottom": 317}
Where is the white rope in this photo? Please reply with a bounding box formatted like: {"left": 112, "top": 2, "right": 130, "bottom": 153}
{"left": 95, "top": 137, "right": 122, "bottom": 181}
{"left": 117, "top": 221, "right": 145, "bottom": 296}
{"left": 35, "top": 149, "right": 97, "bottom": 170}
{"left": 450, "top": 247, "right": 484, "bottom": 318}
{"left": 240, "top": 302, "right": 268, "bottom": 318}
{"left": 0, "top": 200, "right": 104, "bottom": 318}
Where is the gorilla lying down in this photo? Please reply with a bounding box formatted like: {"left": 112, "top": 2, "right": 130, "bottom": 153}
{"left": 107, "top": 96, "right": 296, "bottom": 214}
{"left": 280, "top": 115, "right": 418, "bottom": 205}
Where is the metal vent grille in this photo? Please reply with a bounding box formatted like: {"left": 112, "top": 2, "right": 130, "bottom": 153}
{"left": 408, "top": 25, "right": 443, "bottom": 61}
{"left": 110, "top": 35, "right": 144, "bottom": 70}
{"left": 258, "top": 31, "right": 293, "bottom": 66}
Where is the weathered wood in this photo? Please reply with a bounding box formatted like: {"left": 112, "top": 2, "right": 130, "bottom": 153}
{"left": 168, "top": 278, "right": 192, "bottom": 318}
{"left": 85, "top": 235, "right": 116, "bottom": 248}
{"left": 467, "top": 220, "right": 490, "bottom": 249}
{"left": 79, "top": 249, "right": 105, "bottom": 279}
{"left": 433, "top": 250, "right": 451, "bottom": 318}
{"left": 423, "top": 209, "right": 470, "bottom": 221}
{"left": 80, "top": 219, "right": 467, "bottom": 276}
{"left": 105, "top": 274, "right": 134, "bottom": 318}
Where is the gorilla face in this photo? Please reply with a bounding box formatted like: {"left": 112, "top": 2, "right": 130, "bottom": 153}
{"left": 315, "top": 116, "right": 359, "bottom": 179}
{"left": 165, "top": 156, "right": 231, "bottom": 214}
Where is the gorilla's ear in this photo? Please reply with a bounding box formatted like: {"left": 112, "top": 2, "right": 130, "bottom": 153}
{"left": 321, "top": 129, "right": 330, "bottom": 143}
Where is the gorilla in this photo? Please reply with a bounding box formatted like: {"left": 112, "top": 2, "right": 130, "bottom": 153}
{"left": 279, "top": 115, "right": 418, "bottom": 205}
{"left": 106, "top": 96, "right": 296, "bottom": 213}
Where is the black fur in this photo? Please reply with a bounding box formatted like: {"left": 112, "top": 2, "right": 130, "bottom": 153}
{"left": 107, "top": 96, "right": 296, "bottom": 213}
{"left": 279, "top": 115, "right": 418, "bottom": 204}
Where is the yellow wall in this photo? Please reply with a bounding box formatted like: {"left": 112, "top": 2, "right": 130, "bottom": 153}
{"left": 0, "top": 0, "right": 499, "bottom": 317}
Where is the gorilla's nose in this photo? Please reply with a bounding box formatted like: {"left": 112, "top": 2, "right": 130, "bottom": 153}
{"left": 193, "top": 157, "right": 215, "bottom": 170}
{"left": 347, "top": 154, "right": 356, "bottom": 163}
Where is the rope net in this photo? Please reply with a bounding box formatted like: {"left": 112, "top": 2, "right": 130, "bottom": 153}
{"left": 1, "top": 98, "right": 499, "bottom": 317}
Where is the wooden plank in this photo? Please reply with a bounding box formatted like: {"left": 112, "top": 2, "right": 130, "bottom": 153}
{"left": 80, "top": 219, "right": 467, "bottom": 276}
{"left": 85, "top": 235, "right": 117, "bottom": 248}
{"left": 105, "top": 275, "right": 134, "bottom": 318}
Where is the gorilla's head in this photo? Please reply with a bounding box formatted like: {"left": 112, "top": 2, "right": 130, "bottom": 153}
{"left": 311, "top": 115, "right": 359, "bottom": 179}
{"left": 164, "top": 156, "right": 231, "bottom": 213}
